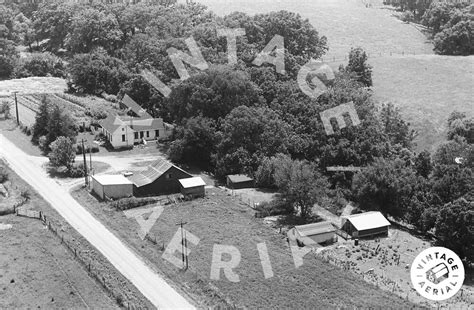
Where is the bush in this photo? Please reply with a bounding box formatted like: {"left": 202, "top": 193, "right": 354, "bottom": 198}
{"left": 255, "top": 199, "right": 293, "bottom": 217}
{"left": 85, "top": 107, "right": 108, "bottom": 120}
{"left": 0, "top": 166, "right": 8, "bottom": 183}
{"left": 401, "top": 11, "right": 414, "bottom": 23}
{"left": 75, "top": 144, "right": 99, "bottom": 155}
{"left": 111, "top": 197, "right": 162, "bottom": 210}
{"left": 68, "top": 163, "right": 86, "bottom": 178}
{"left": 0, "top": 101, "right": 11, "bottom": 118}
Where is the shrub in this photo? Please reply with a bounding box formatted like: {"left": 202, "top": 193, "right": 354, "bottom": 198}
{"left": 0, "top": 166, "right": 8, "bottom": 183}
{"left": 111, "top": 197, "right": 162, "bottom": 210}
{"left": 85, "top": 107, "right": 108, "bottom": 120}
{"left": 76, "top": 144, "right": 100, "bottom": 155}
{"left": 0, "top": 101, "right": 11, "bottom": 118}
{"left": 68, "top": 163, "right": 86, "bottom": 178}
{"left": 255, "top": 199, "right": 293, "bottom": 217}
{"left": 401, "top": 11, "right": 414, "bottom": 23}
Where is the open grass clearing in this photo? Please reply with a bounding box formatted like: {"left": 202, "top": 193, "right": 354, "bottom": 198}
{"left": 0, "top": 162, "right": 133, "bottom": 309}
{"left": 372, "top": 55, "right": 474, "bottom": 152}
{"left": 72, "top": 186, "right": 419, "bottom": 309}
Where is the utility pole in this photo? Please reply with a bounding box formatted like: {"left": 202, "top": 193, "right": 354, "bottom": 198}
{"left": 175, "top": 220, "right": 188, "bottom": 270}
{"left": 89, "top": 143, "right": 93, "bottom": 175}
{"left": 81, "top": 139, "right": 88, "bottom": 186}
{"left": 13, "top": 91, "right": 19, "bottom": 126}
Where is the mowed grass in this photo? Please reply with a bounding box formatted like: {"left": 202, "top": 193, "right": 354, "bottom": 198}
{"left": 372, "top": 55, "right": 474, "bottom": 152}
{"left": 73, "top": 187, "right": 418, "bottom": 308}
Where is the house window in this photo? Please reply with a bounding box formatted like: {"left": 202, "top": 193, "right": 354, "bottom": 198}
{"left": 146, "top": 131, "right": 149, "bottom": 138}
{"left": 122, "top": 134, "right": 125, "bottom": 142}
{"left": 155, "top": 130, "right": 159, "bottom": 137}
{"left": 134, "top": 132, "right": 138, "bottom": 139}
{"left": 166, "top": 173, "right": 172, "bottom": 179}
{"left": 122, "top": 128, "right": 124, "bottom": 131}
{"left": 140, "top": 131, "right": 144, "bottom": 138}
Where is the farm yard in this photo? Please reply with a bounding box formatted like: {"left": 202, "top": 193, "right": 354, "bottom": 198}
{"left": 71, "top": 186, "right": 417, "bottom": 309}
{"left": 318, "top": 229, "right": 474, "bottom": 309}
{"left": 196, "top": 0, "right": 474, "bottom": 152}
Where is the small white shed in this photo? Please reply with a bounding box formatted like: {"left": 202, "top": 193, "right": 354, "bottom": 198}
{"left": 91, "top": 175, "right": 133, "bottom": 200}
{"left": 179, "top": 177, "right": 206, "bottom": 198}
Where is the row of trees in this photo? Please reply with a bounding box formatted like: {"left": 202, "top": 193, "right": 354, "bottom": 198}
{"left": 422, "top": 3, "right": 473, "bottom": 55}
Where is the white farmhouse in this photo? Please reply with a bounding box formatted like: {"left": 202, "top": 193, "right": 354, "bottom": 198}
{"left": 100, "top": 114, "right": 172, "bottom": 149}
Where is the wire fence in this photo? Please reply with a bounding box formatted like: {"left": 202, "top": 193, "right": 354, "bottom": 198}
{"left": 15, "top": 208, "right": 147, "bottom": 310}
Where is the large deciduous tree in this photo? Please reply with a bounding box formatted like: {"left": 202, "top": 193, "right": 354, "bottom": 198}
{"left": 48, "top": 136, "right": 75, "bottom": 172}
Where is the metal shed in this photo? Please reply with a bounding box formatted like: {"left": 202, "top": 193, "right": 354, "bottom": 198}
{"left": 294, "top": 221, "right": 337, "bottom": 246}
{"left": 91, "top": 175, "right": 133, "bottom": 200}
{"left": 179, "top": 177, "right": 206, "bottom": 198}
{"left": 226, "top": 174, "right": 254, "bottom": 189}
{"left": 341, "top": 211, "right": 390, "bottom": 238}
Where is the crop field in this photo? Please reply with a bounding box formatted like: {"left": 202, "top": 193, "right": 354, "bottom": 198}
{"left": 2, "top": 93, "right": 119, "bottom": 129}
{"left": 72, "top": 187, "right": 417, "bottom": 309}
{"left": 0, "top": 77, "right": 67, "bottom": 96}
{"left": 197, "top": 0, "right": 474, "bottom": 152}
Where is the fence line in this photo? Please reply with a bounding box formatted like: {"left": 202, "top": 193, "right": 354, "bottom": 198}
{"left": 15, "top": 210, "right": 145, "bottom": 310}
{"left": 320, "top": 50, "right": 433, "bottom": 64}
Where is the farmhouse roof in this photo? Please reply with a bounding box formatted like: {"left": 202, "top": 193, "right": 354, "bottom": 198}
{"left": 128, "top": 158, "right": 191, "bottom": 187}
{"left": 92, "top": 174, "right": 133, "bottom": 186}
{"left": 100, "top": 114, "right": 124, "bottom": 133}
{"left": 121, "top": 94, "right": 152, "bottom": 118}
{"left": 100, "top": 114, "right": 165, "bottom": 133}
{"left": 227, "top": 174, "right": 254, "bottom": 183}
{"left": 295, "top": 221, "right": 336, "bottom": 236}
{"left": 179, "top": 177, "right": 206, "bottom": 189}
{"left": 341, "top": 211, "right": 390, "bottom": 231}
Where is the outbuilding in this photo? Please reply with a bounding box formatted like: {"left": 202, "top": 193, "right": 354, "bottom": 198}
{"left": 341, "top": 211, "right": 390, "bottom": 238}
{"left": 294, "top": 221, "right": 337, "bottom": 246}
{"left": 226, "top": 174, "right": 254, "bottom": 189}
{"left": 91, "top": 175, "right": 133, "bottom": 200}
{"left": 179, "top": 177, "right": 206, "bottom": 198}
{"left": 128, "top": 158, "right": 192, "bottom": 196}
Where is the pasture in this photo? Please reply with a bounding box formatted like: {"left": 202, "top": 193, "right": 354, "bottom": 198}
{"left": 72, "top": 187, "right": 417, "bottom": 309}
{"left": 197, "top": 0, "right": 474, "bottom": 152}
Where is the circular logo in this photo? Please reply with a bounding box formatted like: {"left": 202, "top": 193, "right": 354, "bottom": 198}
{"left": 411, "top": 247, "right": 465, "bottom": 301}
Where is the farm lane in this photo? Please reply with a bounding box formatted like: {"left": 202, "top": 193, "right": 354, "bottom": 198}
{"left": 0, "top": 134, "right": 195, "bottom": 310}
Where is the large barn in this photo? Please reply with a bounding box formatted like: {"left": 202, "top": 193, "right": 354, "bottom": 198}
{"left": 128, "top": 158, "right": 192, "bottom": 196}
{"left": 341, "top": 211, "right": 390, "bottom": 238}
{"left": 91, "top": 175, "right": 133, "bottom": 200}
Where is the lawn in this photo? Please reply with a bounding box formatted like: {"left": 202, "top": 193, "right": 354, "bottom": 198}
{"left": 72, "top": 186, "right": 419, "bottom": 309}
{"left": 196, "top": 0, "right": 473, "bottom": 152}
{"left": 0, "top": 161, "right": 145, "bottom": 309}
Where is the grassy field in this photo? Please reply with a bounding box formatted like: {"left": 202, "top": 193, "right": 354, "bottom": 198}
{"left": 0, "top": 161, "right": 154, "bottom": 309}
{"left": 72, "top": 187, "right": 419, "bottom": 309}
{"left": 196, "top": 0, "right": 474, "bottom": 152}
{"left": 0, "top": 163, "right": 118, "bottom": 309}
